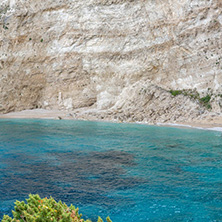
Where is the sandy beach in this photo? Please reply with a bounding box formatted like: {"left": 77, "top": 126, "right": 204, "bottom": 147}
{"left": 1, "top": 109, "right": 222, "bottom": 131}
{"left": 0, "top": 109, "right": 73, "bottom": 120}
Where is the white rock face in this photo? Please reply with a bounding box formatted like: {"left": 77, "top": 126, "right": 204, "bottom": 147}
{"left": 0, "top": 0, "right": 222, "bottom": 122}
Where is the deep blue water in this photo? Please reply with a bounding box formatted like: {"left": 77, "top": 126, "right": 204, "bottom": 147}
{"left": 0, "top": 119, "right": 222, "bottom": 221}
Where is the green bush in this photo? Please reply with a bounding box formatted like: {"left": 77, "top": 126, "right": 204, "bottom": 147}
{"left": 2, "top": 194, "right": 112, "bottom": 222}
{"left": 169, "top": 90, "right": 183, "bottom": 96}
{"left": 200, "top": 94, "right": 211, "bottom": 104}
{"left": 169, "top": 89, "right": 212, "bottom": 110}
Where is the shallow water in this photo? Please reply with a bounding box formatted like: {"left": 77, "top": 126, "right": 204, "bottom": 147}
{"left": 0, "top": 119, "right": 221, "bottom": 221}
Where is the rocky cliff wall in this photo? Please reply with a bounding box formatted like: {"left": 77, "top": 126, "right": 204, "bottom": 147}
{"left": 0, "top": 0, "right": 222, "bottom": 123}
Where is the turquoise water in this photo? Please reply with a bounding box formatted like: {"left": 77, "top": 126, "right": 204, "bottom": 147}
{"left": 0, "top": 119, "right": 221, "bottom": 221}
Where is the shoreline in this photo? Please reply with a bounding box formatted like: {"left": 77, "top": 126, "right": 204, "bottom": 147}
{"left": 157, "top": 122, "right": 222, "bottom": 132}
{"left": 0, "top": 109, "right": 72, "bottom": 120}
{"left": 1, "top": 109, "right": 222, "bottom": 132}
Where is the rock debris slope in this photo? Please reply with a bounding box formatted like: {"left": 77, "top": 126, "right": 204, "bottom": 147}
{"left": 0, "top": 0, "right": 222, "bottom": 123}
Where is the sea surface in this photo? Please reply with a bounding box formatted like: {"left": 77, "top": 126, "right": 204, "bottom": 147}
{"left": 0, "top": 119, "right": 221, "bottom": 221}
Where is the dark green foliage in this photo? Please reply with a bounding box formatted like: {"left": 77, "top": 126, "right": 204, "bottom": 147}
{"left": 200, "top": 94, "right": 211, "bottom": 104}
{"left": 206, "top": 104, "right": 212, "bottom": 110}
{"left": 2, "top": 194, "right": 112, "bottom": 222}
{"left": 169, "top": 89, "right": 212, "bottom": 110}
{"left": 169, "top": 90, "right": 183, "bottom": 96}
{"left": 3, "top": 24, "right": 8, "bottom": 30}
{"left": 40, "top": 39, "right": 43, "bottom": 42}
{"left": 199, "top": 95, "right": 212, "bottom": 109}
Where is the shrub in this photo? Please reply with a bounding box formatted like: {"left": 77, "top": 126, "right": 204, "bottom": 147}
{"left": 2, "top": 194, "right": 112, "bottom": 222}
{"left": 169, "top": 90, "right": 183, "bottom": 96}
{"left": 200, "top": 94, "right": 211, "bottom": 104}
{"left": 169, "top": 89, "right": 212, "bottom": 110}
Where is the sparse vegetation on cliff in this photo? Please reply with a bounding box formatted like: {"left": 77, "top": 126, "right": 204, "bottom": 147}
{"left": 169, "top": 90, "right": 183, "bottom": 97}
{"left": 169, "top": 89, "right": 212, "bottom": 110}
{"left": 2, "top": 194, "right": 112, "bottom": 222}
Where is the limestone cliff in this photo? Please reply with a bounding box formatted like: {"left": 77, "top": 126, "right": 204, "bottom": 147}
{"left": 0, "top": 0, "right": 222, "bottom": 123}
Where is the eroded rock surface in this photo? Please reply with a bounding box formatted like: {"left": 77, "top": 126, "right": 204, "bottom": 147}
{"left": 1, "top": 0, "right": 222, "bottom": 123}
